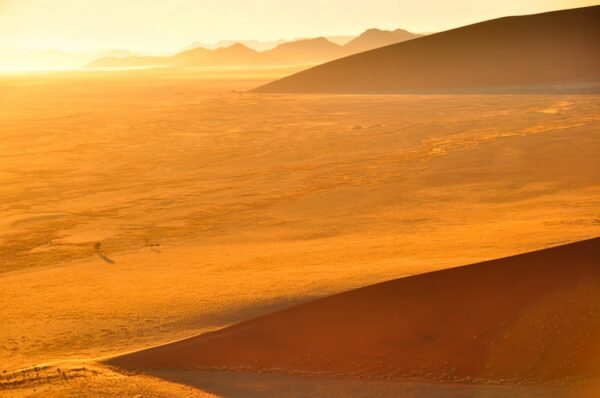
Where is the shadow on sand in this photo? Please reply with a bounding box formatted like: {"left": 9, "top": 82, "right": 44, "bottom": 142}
{"left": 142, "top": 370, "right": 581, "bottom": 398}
{"left": 94, "top": 242, "right": 115, "bottom": 264}
{"left": 98, "top": 253, "right": 115, "bottom": 264}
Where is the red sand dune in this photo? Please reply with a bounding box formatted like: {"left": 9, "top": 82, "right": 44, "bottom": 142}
{"left": 109, "top": 238, "right": 600, "bottom": 384}
{"left": 253, "top": 6, "right": 600, "bottom": 93}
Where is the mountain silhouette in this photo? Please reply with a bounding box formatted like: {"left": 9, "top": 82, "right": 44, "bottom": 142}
{"left": 343, "top": 28, "right": 422, "bottom": 53}
{"left": 262, "top": 37, "right": 345, "bottom": 64}
{"left": 86, "top": 27, "right": 421, "bottom": 69}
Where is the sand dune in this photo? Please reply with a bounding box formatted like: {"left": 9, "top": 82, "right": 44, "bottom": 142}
{"left": 2, "top": 74, "right": 599, "bottom": 374}
{"left": 2, "top": 2, "right": 600, "bottom": 396}
{"left": 109, "top": 238, "right": 600, "bottom": 384}
{"left": 2, "top": 73, "right": 599, "bottom": 396}
{"left": 254, "top": 6, "right": 600, "bottom": 93}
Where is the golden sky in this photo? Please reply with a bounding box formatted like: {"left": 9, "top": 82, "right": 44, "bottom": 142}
{"left": 0, "top": 0, "right": 598, "bottom": 54}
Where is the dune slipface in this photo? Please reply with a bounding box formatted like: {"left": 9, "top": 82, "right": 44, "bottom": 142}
{"left": 109, "top": 238, "right": 600, "bottom": 384}
{"left": 253, "top": 6, "right": 600, "bottom": 93}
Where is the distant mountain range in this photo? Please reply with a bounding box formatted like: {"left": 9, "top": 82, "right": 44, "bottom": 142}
{"left": 254, "top": 6, "right": 600, "bottom": 93}
{"left": 182, "top": 39, "right": 287, "bottom": 52}
{"left": 86, "top": 28, "right": 423, "bottom": 69}
{"left": 182, "top": 35, "right": 356, "bottom": 52}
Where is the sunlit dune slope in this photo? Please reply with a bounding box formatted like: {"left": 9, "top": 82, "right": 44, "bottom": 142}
{"left": 253, "top": 6, "right": 600, "bottom": 93}
{"left": 109, "top": 238, "right": 600, "bottom": 383}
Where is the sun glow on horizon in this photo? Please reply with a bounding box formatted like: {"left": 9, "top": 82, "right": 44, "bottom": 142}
{"left": 0, "top": 0, "right": 597, "bottom": 71}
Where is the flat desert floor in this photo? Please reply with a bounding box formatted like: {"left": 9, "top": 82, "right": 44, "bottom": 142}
{"left": 1, "top": 69, "right": 599, "bottom": 396}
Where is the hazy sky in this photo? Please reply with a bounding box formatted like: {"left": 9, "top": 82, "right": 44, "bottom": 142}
{"left": 0, "top": 0, "right": 598, "bottom": 53}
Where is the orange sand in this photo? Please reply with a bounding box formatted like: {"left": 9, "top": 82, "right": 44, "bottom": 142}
{"left": 1, "top": 71, "right": 599, "bottom": 396}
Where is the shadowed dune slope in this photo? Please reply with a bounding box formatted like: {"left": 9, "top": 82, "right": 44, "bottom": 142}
{"left": 109, "top": 238, "right": 600, "bottom": 383}
{"left": 253, "top": 6, "right": 600, "bottom": 93}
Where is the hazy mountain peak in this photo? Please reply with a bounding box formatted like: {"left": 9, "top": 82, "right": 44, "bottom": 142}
{"left": 362, "top": 28, "right": 385, "bottom": 34}
{"left": 226, "top": 42, "right": 252, "bottom": 50}
{"left": 216, "top": 42, "right": 257, "bottom": 54}
{"left": 272, "top": 36, "right": 339, "bottom": 49}
{"left": 182, "top": 39, "right": 286, "bottom": 52}
{"left": 344, "top": 27, "right": 422, "bottom": 53}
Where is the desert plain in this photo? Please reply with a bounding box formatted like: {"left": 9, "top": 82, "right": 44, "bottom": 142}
{"left": 1, "top": 69, "right": 599, "bottom": 397}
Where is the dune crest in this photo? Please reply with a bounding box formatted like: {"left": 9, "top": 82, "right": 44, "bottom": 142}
{"left": 109, "top": 238, "right": 600, "bottom": 384}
